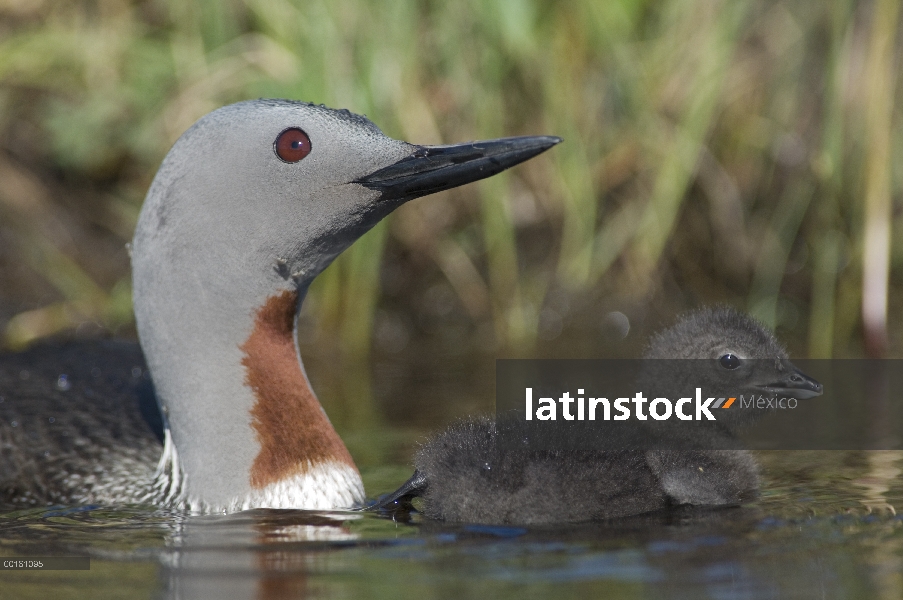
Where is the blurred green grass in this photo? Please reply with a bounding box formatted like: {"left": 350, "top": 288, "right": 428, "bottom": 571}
{"left": 0, "top": 0, "right": 900, "bottom": 359}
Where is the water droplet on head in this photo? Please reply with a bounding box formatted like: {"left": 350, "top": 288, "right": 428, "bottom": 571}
{"left": 48, "top": 417, "right": 55, "bottom": 424}
{"left": 91, "top": 367, "right": 102, "bottom": 378}
{"left": 10, "top": 421, "right": 17, "bottom": 427}
{"left": 56, "top": 375, "right": 71, "bottom": 391}
{"left": 482, "top": 462, "right": 491, "bottom": 472}
{"left": 131, "top": 367, "right": 142, "bottom": 378}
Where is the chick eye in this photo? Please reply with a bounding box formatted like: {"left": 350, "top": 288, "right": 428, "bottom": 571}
{"left": 719, "top": 354, "right": 741, "bottom": 370}
{"left": 274, "top": 128, "right": 311, "bottom": 163}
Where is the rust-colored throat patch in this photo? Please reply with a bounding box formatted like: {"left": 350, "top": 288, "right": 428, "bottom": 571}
{"left": 240, "top": 290, "right": 357, "bottom": 489}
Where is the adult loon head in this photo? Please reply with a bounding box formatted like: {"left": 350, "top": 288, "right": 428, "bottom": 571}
{"left": 130, "top": 99, "right": 560, "bottom": 513}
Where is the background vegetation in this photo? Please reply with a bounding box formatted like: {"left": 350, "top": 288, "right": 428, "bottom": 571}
{"left": 0, "top": 0, "right": 901, "bottom": 366}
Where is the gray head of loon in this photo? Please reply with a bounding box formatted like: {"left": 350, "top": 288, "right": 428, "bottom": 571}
{"left": 130, "top": 99, "right": 560, "bottom": 513}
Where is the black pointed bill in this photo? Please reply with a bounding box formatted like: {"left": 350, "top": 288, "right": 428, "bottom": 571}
{"left": 355, "top": 136, "right": 562, "bottom": 202}
{"left": 756, "top": 367, "right": 824, "bottom": 400}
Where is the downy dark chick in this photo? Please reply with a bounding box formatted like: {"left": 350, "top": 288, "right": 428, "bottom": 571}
{"left": 372, "top": 307, "right": 822, "bottom": 524}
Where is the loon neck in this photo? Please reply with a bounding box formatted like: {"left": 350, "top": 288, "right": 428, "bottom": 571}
{"left": 133, "top": 250, "right": 364, "bottom": 511}
{"left": 241, "top": 289, "right": 359, "bottom": 492}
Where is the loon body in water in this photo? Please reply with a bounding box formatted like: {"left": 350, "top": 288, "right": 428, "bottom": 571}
{"left": 0, "top": 341, "right": 160, "bottom": 506}
{"left": 373, "top": 307, "right": 823, "bottom": 524}
{"left": 0, "top": 100, "right": 560, "bottom": 512}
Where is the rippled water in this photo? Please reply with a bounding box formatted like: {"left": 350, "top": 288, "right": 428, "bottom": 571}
{"left": 2, "top": 450, "right": 902, "bottom": 600}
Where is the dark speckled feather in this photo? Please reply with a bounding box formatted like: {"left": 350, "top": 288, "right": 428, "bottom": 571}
{"left": 413, "top": 418, "right": 666, "bottom": 524}
{"left": 0, "top": 340, "right": 163, "bottom": 507}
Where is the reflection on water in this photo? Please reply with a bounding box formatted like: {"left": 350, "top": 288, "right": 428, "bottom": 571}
{"left": 1, "top": 450, "right": 902, "bottom": 599}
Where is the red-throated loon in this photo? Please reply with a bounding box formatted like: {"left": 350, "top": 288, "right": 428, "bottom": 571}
{"left": 0, "top": 99, "right": 560, "bottom": 513}
{"left": 371, "top": 307, "right": 823, "bottom": 524}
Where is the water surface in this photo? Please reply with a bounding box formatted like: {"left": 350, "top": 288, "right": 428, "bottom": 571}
{"left": 1, "top": 449, "right": 902, "bottom": 600}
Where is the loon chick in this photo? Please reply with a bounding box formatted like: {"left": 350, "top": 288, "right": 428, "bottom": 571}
{"left": 0, "top": 100, "right": 560, "bottom": 513}
{"left": 373, "top": 307, "right": 822, "bottom": 524}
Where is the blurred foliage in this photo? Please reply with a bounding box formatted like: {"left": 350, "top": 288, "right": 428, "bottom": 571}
{"left": 0, "top": 0, "right": 901, "bottom": 359}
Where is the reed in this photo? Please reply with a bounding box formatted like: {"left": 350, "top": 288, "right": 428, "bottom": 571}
{"left": 0, "top": 0, "right": 899, "bottom": 360}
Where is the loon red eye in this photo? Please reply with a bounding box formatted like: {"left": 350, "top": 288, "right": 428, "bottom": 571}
{"left": 719, "top": 353, "right": 741, "bottom": 369}
{"left": 274, "top": 128, "right": 311, "bottom": 163}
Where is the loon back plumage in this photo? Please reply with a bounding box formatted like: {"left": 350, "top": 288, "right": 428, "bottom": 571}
{"left": 0, "top": 341, "right": 162, "bottom": 507}
{"left": 1, "top": 99, "right": 560, "bottom": 512}
{"left": 373, "top": 306, "right": 822, "bottom": 524}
